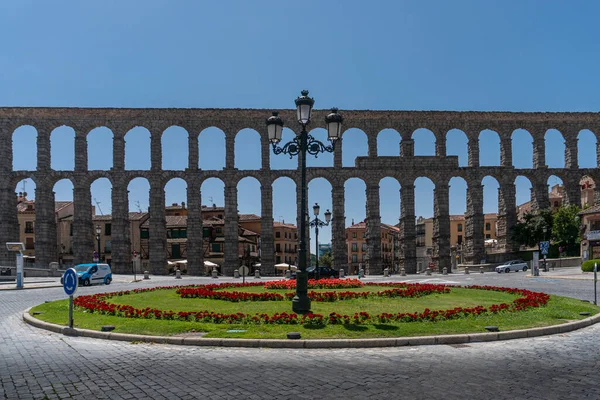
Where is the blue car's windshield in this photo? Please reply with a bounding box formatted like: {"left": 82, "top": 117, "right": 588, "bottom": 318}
{"left": 74, "top": 265, "right": 90, "bottom": 273}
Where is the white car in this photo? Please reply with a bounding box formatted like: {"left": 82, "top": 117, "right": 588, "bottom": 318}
{"left": 495, "top": 260, "right": 528, "bottom": 273}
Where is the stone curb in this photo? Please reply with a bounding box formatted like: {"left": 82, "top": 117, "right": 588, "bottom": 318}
{"left": 23, "top": 308, "right": 600, "bottom": 349}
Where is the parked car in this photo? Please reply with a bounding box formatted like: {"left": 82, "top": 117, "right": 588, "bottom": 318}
{"left": 291, "top": 266, "right": 340, "bottom": 280}
{"left": 60, "top": 263, "right": 113, "bottom": 286}
{"left": 495, "top": 260, "right": 528, "bottom": 273}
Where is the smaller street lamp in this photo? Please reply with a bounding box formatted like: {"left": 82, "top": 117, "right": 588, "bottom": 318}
{"left": 95, "top": 225, "right": 101, "bottom": 262}
{"left": 309, "top": 202, "right": 332, "bottom": 280}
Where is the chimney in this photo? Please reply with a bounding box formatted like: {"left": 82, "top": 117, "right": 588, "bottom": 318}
{"left": 181, "top": 201, "right": 186, "bottom": 209}
{"left": 172, "top": 203, "right": 178, "bottom": 207}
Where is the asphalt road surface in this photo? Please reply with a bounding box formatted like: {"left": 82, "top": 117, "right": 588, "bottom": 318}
{"left": 1, "top": 270, "right": 599, "bottom": 399}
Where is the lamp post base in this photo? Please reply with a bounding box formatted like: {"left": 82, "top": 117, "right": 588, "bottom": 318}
{"left": 292, "top": 271, "right": 311, "bottom": 314}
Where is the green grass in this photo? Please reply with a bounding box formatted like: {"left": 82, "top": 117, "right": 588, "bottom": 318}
{"left": 30, "top": 286, "right": 600, "bottom": 339}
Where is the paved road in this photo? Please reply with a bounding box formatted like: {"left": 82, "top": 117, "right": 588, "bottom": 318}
{"left": 1, "top": 271, "right": 599, "bottom": 399}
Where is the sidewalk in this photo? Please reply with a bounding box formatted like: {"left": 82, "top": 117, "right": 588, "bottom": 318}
{"left": 527, "top": 267, "right": 597, "bottom": 280}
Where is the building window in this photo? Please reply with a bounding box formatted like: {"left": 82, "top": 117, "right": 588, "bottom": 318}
{"left": 25, "top": 237, "right": 34, "bottom": 250}
{"left": 351, "top": 243, "right": 358, "bottom": 252}
{"left": 458, "top": 235, "right": 463, "bottom": 244}
{"left": 362, "top": 243, "right": 367, "bottom": 251}
{"left": 362, "top": 254, "right": 366, "bottom": 262}
{"left": 554, "top": 201, "right": 559, "bottom": 207}
{"left": 180, "top": 229, "right": 187, "bottom": 238}
{"left": 25, "top": 221, "right": 34, "bottom": 234}
{"left": 276, "top": 231, "right": 281, "bottom": 238}
{"left": 351, "top": 254, "right": 358, "bottom": 263}
{"left": 203, "top": 227, "right": 210, "bottom": 237}
{"left": 458, "top": 224, "right": 463, "bottom": 232}
{"left": 276, "top": 243, "right": 281, "bottom": 252}
{"left": 295, "top": 233, "right": 298, "bottom": 239}
{"left": 352, "top": 232, "right": 357, "bottom": 238}
{"left": 485, "top": 223, "right": 491, "bottom": 231}
{"left": 104, "top": 240, "right": 112, "bottom": 253}
{"left": 216, "top": 227, "right": 222, "bottom": 234}
{"left": 141, "top": 229, "right": 149, "bottom": 239}
{"left": 69, "top": 224, "right": 73, "bottom": 237}
{"left": 211, "top": 243, "right": 221, "bottom": 253}
{"left": 485, "top": 234, "right": 491, "bottom": 239}
{"left": 362, "top": 232, "right": 366, "bottom": 238}
{"left": 284, "top": 243, "right": 288, "bottom": 252}
{"left": 105, "top": 223, "right": 111, "bottom": 236}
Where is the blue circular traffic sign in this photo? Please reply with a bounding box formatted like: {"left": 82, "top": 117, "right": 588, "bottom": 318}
{"left": 63, "top": 268, "right": 78, "bottom": 296}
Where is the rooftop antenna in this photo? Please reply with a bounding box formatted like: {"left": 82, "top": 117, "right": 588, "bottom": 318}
{"left": 94, "top": 198, "right": 103, "bottom": 216}
{"left": 209, "top": 196, "right": 213, "bottom": 204}
{"left": 135, "top": 201, "right": 143, "bottom": 213}
{"left": 21, "top": 180, "right": 27, "bottom": 194}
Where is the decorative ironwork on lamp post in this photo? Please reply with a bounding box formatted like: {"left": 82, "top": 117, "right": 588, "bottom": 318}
{"left": 266, "top": 90, "right": 343, "bottom": 314}
{"left": 309, "top": 202, "right": 331, "bottom": 280}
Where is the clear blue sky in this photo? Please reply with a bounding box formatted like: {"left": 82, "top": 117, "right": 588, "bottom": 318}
{"left": 3, "top": 1, "right": 600, "bottom": 251}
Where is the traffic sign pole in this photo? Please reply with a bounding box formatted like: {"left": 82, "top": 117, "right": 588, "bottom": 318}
{"left": 62, "top": 268, "right": 78, "bottom": 329}
{"left": 69, "top": 295, "right": 74, "bottom": 328}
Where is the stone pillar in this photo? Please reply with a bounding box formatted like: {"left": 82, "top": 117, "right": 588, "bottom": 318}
{"left": 597, "top": 141, "right": 600, "bottom": 169}
{"left": 497, "top": 183, "right": 518, "bottom": 253}
{"left": 260, "top": 184, "right": 275, "bottom": 275}
{"left": 436, "top": 133, "right": 446, "bottom": 157}
{"left": 261, "top": 136, "right": 270, "bottom": 170}
{"left": 0, "top": 127, "right": 19, "bottom": 266}
{"left": 400, "top": 184, "right": 416, "bottom": 273}
{"left": 531, "top": 183, "right": 550, "bottom": 212}
{"left": 72, "top": 185, "right": 94, "bottom": 265}
{"left": 334, "top": 138, "right": 343, "bottom": 169}
{"left": 150, "top": 132, "right": 162, "bottom": 170}
{"left": 367, "top": 133, "right": 377, "bottom": 157}
{"left": 468, "top": 135, "right": 479, "bottom": 167}
{"left": 500, "top": 137, "right": 512, "bottom": 167}
{"left": 563, "top": 180, "right": 581, "bottom": 207}
{"left": 110, "top": 183, "right": 131, "bottom": 273}
{"left": 223, "top": 182, "right": 239, "bottom": 275}
{"left": 400, "top": 139, "right": 414, "bottom": 157}
{"left": 74, "top": 133, "right": 88, "bottom": 171}
{"left": 564, "top": 136, "right": 578, "bottom": 169}
{"left": 112, "top": 134, "right": 125, "bottom": 170}
{"left": 533, "top": 135, "right": 546, "bottom": 169}
{"left": 188, "top": 134, "right": 199, "bottom": 170}
{"left": 331, "top": 184, "right": 347, "bottom": 272}
{"left": 149, "top": 180, "right": 167, "bottom": 274}
{"left": 432, "top": 184, "right": 451, "bottom": 272}
{"left": 34, "top": 184, "right": 57, "bottom": 268}
{"left": 365, "top": 182, "right": 381, "bottom": 274}
{"left": 465, "top": 183, "right": 484, "bottom": 264}
{"left": 225, "top": 131, "right": 235, "bottom": 170}
{"left": 37, "top": 127, "right": 51, "bottom": 171}
{"left": 186, "top": 183, "right": 203, "bottom": 275}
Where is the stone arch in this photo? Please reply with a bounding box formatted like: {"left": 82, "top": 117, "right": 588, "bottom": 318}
{"left": 412, "top": 128, "right": 436, "bottom": 156}
{"left": 414, "top": 176, "right": 435, "bottom": 220}
{"left": 87, "top": 127, "right": 114, "bottom": 171}
{"left": 481, "top": 176, "right": 500, "bottom": 247}
{"left": 162, "top": 126, "right": 189, "bottom": 171}
{"left": 201, "top": 177, "right": 225, "bottom": 210}
{"left": 50, "top": 126, "right": 75, "bottom": 171}
{"left": 512, "top": 129, "right": 533, "bottom": 168}
{"left": 547, "top": 175, "right": 564, "bottom": 210}
{"left": 379, "top": 176, "right": 401, "bottom": 226}
{"left": 237, "top": 176, "right": 262, "bottom": 216}
{"left": 308, "top": 177, "right": 333, "bottom": 257}
{"left": 578, "top": 129, "right": 597, "bottom": 168}
{"left": 342, "top": 128, "right": 368, "bottom": 167}
{"left": 580, "top": 175, "right": 598, "bottom": 209}
{"left": 272, "top": 176, "right": 298, "bottom": 265}
{"left": 515, "top": 175, "right": 533, "bottom": 218}
{"left": 125, "top": 127, "right": 151, "bottom": 170}
{"left": 199, "top": 127, "right": 225, "bottom": 170}
{"left": 235, "top": 128, "right": 261, "bottom": 170}
{"left": 12, "top": 125, "right": 37, "bottom": 171}
{"left": 479, "top": 129, "right": 501, "bottom": 166}
{"left": 449, "top": 176, "right": 467, "bottom": 216}
{"left": 90, "top": 177, "right": 113, "bottom": 217}
{"left": 446, "top": 129, "right": 468, "bottom": 167}
{"left": 344, "top": 177, "right": 367, "bottom": 226}
{"left": 127, "top": 177, "right": 150, "bottom": 214}
{"left": 377, "top": 129, "right": 401, "bottom": 157}
{"left": 270, "top": 127, "right": 298, "bottom": 170}
{"left": 545, "top": 129, "right": 566, "bottom": 168}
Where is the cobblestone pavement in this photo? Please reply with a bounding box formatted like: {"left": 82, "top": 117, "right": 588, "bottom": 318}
{"left": 1, "top": 272, "right": 600, "bottom": 399}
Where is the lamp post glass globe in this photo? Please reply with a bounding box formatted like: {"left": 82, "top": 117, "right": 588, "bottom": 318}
{"left": 295, "top": 90, "right": 314, "bottom": 125}
{"left": 313, "top": 202, "right": 320, "bottom": 216}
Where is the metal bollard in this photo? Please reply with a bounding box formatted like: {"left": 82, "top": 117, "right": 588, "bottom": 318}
{"left": 464, "top": 266, "right": 470, "bottom": 274}
{"left": 426, "top": 268, "right": 432, "bottom": 276}
{"left": 234, "top": 269, "right": 240, "bottom": 278}
{"left": 255, "top": 269, "right": 261, "bottom": 279}
{"left": 339, "top": 269, "right": 345, "bottom": 278}
{"left": 383, "top": 268, "right": 389, "bottom": 277}
{"left": 401, "top": 267, "right": 406, "bottom": 276}
{"left": 442, "top": 267, "right": 447, "bottom": 275}
{"left": 175, "top": 269, "right": 182, "bottom": 279}
{"left": 285, "top": 270, "right": 291, "bottom": 279}
{"left": 143, "top": 270, "right": 150, "bottom": 280}
{"left": 480, "top": 266, "right": 484, "bottom": 274}
{"left": 358, "top": 269, "right": 364, "bottom": 279}
{"left": 212, "top": 269, "right": 218, "bottom": 278}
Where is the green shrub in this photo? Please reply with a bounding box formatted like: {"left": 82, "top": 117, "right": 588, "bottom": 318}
{"left": 581, "top": 259, "right": 600, "bottom": 272}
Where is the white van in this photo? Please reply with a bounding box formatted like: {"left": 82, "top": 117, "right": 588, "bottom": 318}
{"left": 61, "top": 263, "right": 113, "bottom": 286}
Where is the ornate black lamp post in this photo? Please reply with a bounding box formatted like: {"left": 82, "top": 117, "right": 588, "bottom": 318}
{"left": 309, "top": 202, "right": 331, "bottom": 280}
{"left": 95, "top": 225, "right": 101, "bottom": 262}
{"left": 266, "top": 90, "right": 343, "bottom": 314}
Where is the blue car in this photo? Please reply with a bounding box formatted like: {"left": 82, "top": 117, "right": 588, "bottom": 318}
{"left": 60, "top": 263, "right": 112, "bottom": 286}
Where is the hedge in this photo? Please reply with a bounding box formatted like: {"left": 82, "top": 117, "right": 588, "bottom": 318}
{"left": 581, "top": 259, "right": 600, "bottom": 272}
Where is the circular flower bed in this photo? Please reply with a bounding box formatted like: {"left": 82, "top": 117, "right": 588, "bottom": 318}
{"left": 73, "top": 281, "right": 550, "bottom": 326}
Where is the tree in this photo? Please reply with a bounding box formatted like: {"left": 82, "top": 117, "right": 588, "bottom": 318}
{"left": 510, "top": 208, "right": 553, "bottom": 248}
{"left": 552, "top": 205, "right": 581, "bottom": 253}
{"left": 319, "top": 252, "right": 333, "bottom": 268}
